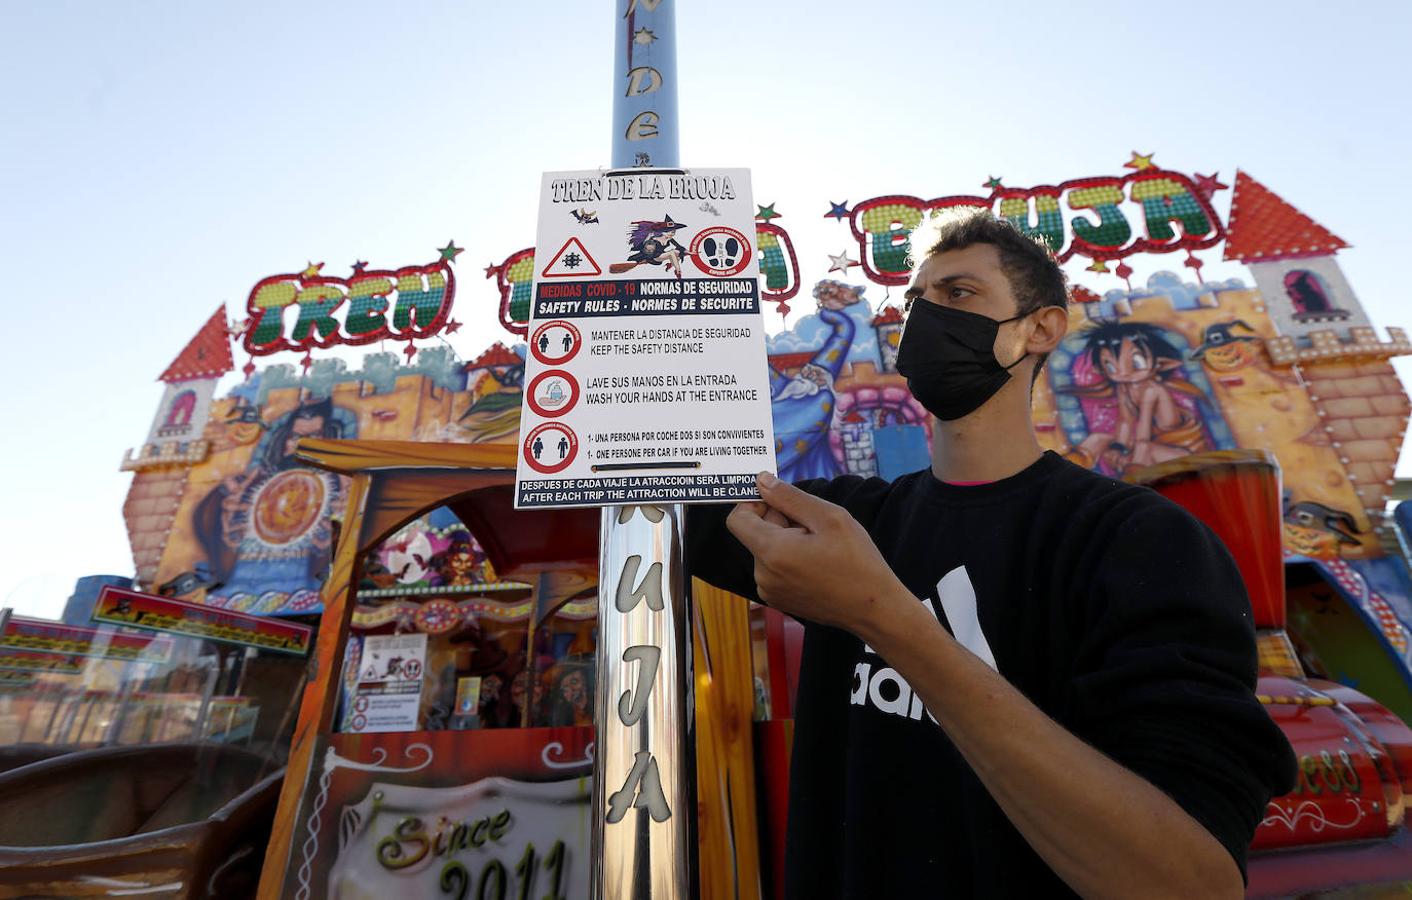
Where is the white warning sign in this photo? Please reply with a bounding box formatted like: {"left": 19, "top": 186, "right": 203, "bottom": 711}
{"left": 515, "top": 168, "right": 777, "bottom": 509}
{"left": 541, "top": 236, "right": 602, "bottom": 278}
{"left": 350, "top": 633, "right": 427, "bottom": 733}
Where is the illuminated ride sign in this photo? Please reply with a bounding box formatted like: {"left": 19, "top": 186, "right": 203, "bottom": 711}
{"left": 847, "top": 167, "right": 1226, "bottom": 285}
{"left": 1, "top": 616, "right": 173, "bottom": 662}
{"left": 243, "top": 257, "right": 458, "bottom": 355}
{"left": 92, "top": 586, "right": 313, "bottom": 657}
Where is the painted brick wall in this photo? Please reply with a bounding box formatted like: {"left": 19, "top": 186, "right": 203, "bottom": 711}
{"left": 122, "top": 466, "right": 189, "bottom": 586}
{"left": 1302, "top": 358, "right": 1410, "bottom": 523}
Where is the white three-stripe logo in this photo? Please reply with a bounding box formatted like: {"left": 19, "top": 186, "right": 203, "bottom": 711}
{"left": 931, "top": 565, "right": 997, "bottom": 672}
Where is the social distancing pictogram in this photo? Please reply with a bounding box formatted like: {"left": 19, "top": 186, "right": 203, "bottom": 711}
{"left": 531, "top": 319, "right": 582, "bottom": 365}
{"left": 541, "top": 237, "right": 601, "bottom": 277}
{"left": 523, "top": 422, "right": 579, "bottom": 474}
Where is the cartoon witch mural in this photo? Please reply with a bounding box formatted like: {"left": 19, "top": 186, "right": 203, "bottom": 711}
{"left": 1190, "top": 320, "right": 1263, "bottom": 372}
{"left": 608, "top": 214, "right": 687, "bottom": 279}
{"left": 1054, "top": 321, "right": 1228, "bottom": 477}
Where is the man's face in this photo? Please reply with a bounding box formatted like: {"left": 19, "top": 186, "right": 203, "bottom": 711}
{"left": 1096, "top": 337, "right": 1157, "bottom": 384}
{"left": 904, "top": 244, "right": 1028, "bottom": 362}
{"left": 906, "top": 244, "right": 1020, "bottom": 320}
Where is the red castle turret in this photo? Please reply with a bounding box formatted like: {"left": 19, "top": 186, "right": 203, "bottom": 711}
{"left": 121, "top": 305, "right": 234, "bottom": 586}
{"left": 1223, "top": 172, "right": 1410, "bottom": 546}
{"left": 157, "top": 305, "right": 235, "bottom": 384}
{"left": 1223, "top": 170, "right": 1349, "bottom": 263}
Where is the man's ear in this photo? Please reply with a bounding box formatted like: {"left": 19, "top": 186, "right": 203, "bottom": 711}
{"left": 1028, "top": 306, "right": 1069, "bottom": 355}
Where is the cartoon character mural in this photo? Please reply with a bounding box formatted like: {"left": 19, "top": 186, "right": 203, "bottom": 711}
{"left": 1054, "top": 321, "right": 1228, "bottom": 477}
{"left": 1033, "top": 281, "right": 1379, "bottom": 560}
{"left": 769, "top": 280, "right": 862, "bottom": 481}
{"left": 547, "top": 660, "right": 594, "bottom": 728}
{"left": 360, "top": 523, "right": 492, "bottom": 592}
{"left": 451, "top": 343, "right": 524, "bottom": 444}
{"left": 1190, "top": 320, "right": 1263, "bottom": 372}
{"left": 190, "top": 396, "right": 357, "bottom": 610}
{"left": 1284, "top": 499, "right": 1364, "bottom": 560}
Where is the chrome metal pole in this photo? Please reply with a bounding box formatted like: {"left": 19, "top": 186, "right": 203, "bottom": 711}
{"left": 594, "top": 2, "right": 695, "bottom": 898}
{"left": 593, "top": 505, "right": 695, "bottom": 898}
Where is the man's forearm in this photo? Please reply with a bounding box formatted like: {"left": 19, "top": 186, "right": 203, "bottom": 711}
{"left": 856, "top": 591, "right": 1242, "bottom": 900}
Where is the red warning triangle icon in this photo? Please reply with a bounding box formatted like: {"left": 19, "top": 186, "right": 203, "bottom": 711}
{"left": 540, "top": 237, "right": 601, "bottom": 278}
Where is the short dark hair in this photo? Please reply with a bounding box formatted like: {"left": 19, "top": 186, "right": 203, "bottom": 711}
{"left": 1080, "top": 321, "right": 1182, "bottom": 373}
{"left": 909, "top": 211, "right": 1069, "bottom": 381}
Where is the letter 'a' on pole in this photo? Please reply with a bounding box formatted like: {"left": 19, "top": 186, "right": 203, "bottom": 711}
{"left": 595, "top": 3, "right": 695, "bottom": 898}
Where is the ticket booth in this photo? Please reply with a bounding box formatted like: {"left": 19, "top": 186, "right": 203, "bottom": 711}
{"left": 255, "top": 439, "right": 764, "bottom": 898}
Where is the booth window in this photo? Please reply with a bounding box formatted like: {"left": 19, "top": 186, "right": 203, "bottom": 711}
{"left": 336, "top": 508, "right": 597, "bottom": 734}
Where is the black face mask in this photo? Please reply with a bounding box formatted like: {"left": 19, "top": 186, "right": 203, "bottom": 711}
{"left": 895, "top": 301, "right": 1029, "bottom": 421}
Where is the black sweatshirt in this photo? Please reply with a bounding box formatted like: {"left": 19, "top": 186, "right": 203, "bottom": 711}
{"left": 687, "top": 451, "right": 1296, "bottom": 898}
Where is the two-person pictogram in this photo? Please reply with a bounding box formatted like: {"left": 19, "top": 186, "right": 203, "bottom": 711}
{"left": 531, "top": 320, "right": 582, "bottom": 365}
{"left": 523, "top": 422, "right": 579, "bottom": 474}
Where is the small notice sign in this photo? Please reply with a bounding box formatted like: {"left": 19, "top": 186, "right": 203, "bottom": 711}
{"left": 515, "top": 168, "right": 777, "bottom": 508}
{"left": 349, "top": 633, "right": 427, "bottom": 733}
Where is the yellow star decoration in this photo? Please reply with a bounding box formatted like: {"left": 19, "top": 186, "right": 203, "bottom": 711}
{"left": 301, "top": 261, "right": 325, "bottom": 278}
{"left": 1086, "top": 259, "right": 1110, "bottom": 274}
{"left": 1124, "top": 151, "right": 1156, "bottom": 171}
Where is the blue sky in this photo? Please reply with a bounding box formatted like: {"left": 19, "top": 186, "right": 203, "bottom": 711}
{"left": 3, "top": 0, "right": 1410, "bottom": 617}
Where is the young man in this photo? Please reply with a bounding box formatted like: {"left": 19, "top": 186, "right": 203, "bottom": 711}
{"left": 687, "top": 213, "right": 1295, "bottom": 898}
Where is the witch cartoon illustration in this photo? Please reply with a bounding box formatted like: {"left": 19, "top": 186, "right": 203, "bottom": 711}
{"left": 609, "top": 215, "right": 687, "bottom": 279}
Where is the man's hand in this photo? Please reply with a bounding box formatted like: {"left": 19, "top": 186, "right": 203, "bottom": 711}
{"left": 725, "top": 471, "right": 908, "bottom": 634}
